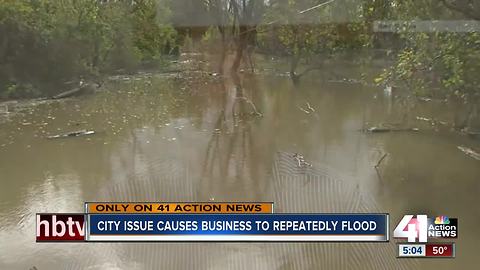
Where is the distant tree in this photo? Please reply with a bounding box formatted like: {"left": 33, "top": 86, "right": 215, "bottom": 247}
{"left": 229, "top": 0, "right": 265, "bottom": 72}
{"left": 0, "top": 0, "right": 179, "bottom": 98}
{"left": 375, "top": 0, "right": 480, "bottom": 129}
{"left": 204, "top": 0, "right": 231, "bottom": 73}
{"left": 259, "top": 0, "right": 369, "bottom": 82}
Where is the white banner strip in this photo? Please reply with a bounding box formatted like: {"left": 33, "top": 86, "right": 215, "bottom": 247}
{"left": 88, "top": 235, "right": 386, "bottom": 242}
{"left": 373, "top": 20, "right": 480, "bottom": 33}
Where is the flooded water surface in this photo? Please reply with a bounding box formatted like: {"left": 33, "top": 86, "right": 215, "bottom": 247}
{"left": 0, "top": 58, "right": 479, "bottom": 269}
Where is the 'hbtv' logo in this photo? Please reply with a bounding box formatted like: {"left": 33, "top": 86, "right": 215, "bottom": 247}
{"left": 36, "top": 214, "right": 85, "bottom": 242}
{"left": 393, "top": 215, "right": 458, "bottom": 243}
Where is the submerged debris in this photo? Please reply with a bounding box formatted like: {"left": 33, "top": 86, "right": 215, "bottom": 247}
{"left": 51, "top": 81, "right": 95, "bottom": 99}
{"left": 366, "top": 127, "right": 390, "bottom": 133}
{"left": 416, "top": 116, "right": 448, "bottom": 126}
{"left": 416, "top": 116, "right": 431, "bottom": 122}
{"left": 292, "top": 153, "right": 312, "bottom": 168}
{"left": 306, "top": 102, "right": 315, "bottom": 112}
{"left": 375, "top": 153, "right": 388, "bottom": 169}
{"left": 457, "top": 146, "right": 480, "bottom": 161}
{"left": 298, "top": 106, "right": 310, "bottom": 114}
{"left": 418, "top": 97, "right": 432, "bottom": 102}
{"left": 364, "top": 127, "right": 419, "bottom": 133}
{"left": 299, "top": 102, "right": 315, "bottom": 114}
{"left": 374, "top": 152, "right": 388, "bottom": 183}
{"left": 47, "top": 129, "right": 95, "bottom": 139}
{"left": 235, "top": 97, "right": 263, "bottom": 117}
{"left": 327, "top": 78, "right": 362, "bottom": 85}
{"left": 465, "top": 131, "right": 480, "bottom": 139}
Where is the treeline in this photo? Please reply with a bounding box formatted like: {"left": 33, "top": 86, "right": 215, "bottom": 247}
{"left": 0, "top": 0, "right": 178, "bottom": 98}
{"left": 1, "top": 0, "right": 479, "bottom": 111}
{"left": 199, "top": 0, "right": 480, "bottom": 107}
{"left": 258, "top": 0, "right": 480, "bottom": 107}
{"left": 199, "top": 0, "right": 480, "bottom": 129}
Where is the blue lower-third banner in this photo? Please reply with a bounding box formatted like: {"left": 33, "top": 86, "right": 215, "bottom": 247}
{"left": 87, "top": 214, "right": 389, "bottom": 242}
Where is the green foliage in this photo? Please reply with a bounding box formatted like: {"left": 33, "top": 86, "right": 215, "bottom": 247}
{"left": 1, "top": 83, "right": 39, "bottom": 99}
{"left": 0, "top": 0, "right": 179, "bottom": 99}
{"left": 376, "top": 1, "right": 480, "bottom": 101}
{"left": 131, "top": 0, "right": 177, "bottom": 60}
{"left": 258, "top": 0, "right": 372, "bottom": 70}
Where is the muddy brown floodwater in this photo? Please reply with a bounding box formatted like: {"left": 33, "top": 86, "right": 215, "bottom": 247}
{"left": 0, "top": 58, "right": 479, "bottom": 269}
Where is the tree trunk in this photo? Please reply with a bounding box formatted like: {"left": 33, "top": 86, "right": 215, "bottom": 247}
{"left": 218, "top": 29, "right": 226, "bottom": 74}
{"left": 231, "top": 25, "right": 248, "bottom": 73}
{"left": 289, "top": 54, "right": 300, "bottom": 83}
{"left": 231, "top": 46, "right": 244, "bottom": 72}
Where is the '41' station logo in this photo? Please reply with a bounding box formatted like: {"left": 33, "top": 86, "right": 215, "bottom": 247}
{"left": 393, "top": 215, "right": 458, "bottom": 242}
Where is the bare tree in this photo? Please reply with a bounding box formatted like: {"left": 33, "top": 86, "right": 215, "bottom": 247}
{"left": 204, "top": 0, "right": 231, "bottom": 73}
{"left": 229, "top": 0, "right": 264, "bottom": 73}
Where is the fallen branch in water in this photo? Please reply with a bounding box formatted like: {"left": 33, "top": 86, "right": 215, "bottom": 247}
{"left": 464, "top": 131, "right": 480, "bottom": 139}
{"left": 299, "top": 102, "right": 315, "bottom": 114}
{"left": 292, "top": 153, "right": 312, "bottom": 168}
{"left": 327, "top": 78, "right": 363, "bottom": 85}
{"left": 236, "top": 97, "right": 263, "bottom": 117}
{"left": 375, "top": 153, "right": 388, "bottom": 169}
{"left": 362, "top": 127, "right": 419, "bottom": 133}
{"left": 306, "top": 102, "right": 315, "bottom": 112}
{"left": 416, "top": 116, "right": 448, "bottom": 127}
{"left": 51, "top": 82, "right": 96, "bottom": 99}
{"left": 457, "top": 146, "right": 480, "bottom": 161}
{"left": 297, "top": 66, "right": 324, "bottom": 78}
{"left": 374, "top": 152, "right": 388, "bottom": 183}
{"left": 47, "top": 130, "right": 95, "bottom": 139}
{"left": 298, "top": 106, "right": 310, "bottom": 114}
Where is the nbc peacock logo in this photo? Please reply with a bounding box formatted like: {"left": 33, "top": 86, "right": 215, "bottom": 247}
{"left": 434, "top": 216, "right": 450, "bottom": 225}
